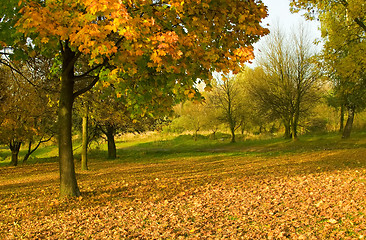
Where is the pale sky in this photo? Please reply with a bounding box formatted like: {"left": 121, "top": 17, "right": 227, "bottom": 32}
{"left": 249, "top": 0, "right": 322, "bottom": 66}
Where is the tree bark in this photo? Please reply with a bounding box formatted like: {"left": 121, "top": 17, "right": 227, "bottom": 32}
{"left": 23, "top": 136, "right": 53, "bottom": 163}
{"left": 283, "top": 119, "right": 291, "bottom": 139}
{"left": 58, "top": 44, "right": 80, "bottom": 198}
{"left": 106, "top": 124, "right": 116, "bottom": 159}
{"left": 81, "top": 113, "right": 88, "bottom": 171}
{"left": 9, "top": 140, "right": 21, "bottom": 166}
{"left": 339, "top": 104, "right": 345, "bottom": 133}
{"left": 23, "top": 141, "right": 32, "bottom": 163}
{"left": 342, "top": 106, "right": 355, "bottom": 139}
{"left": 230, "top": 125, "right": 236, "bottom": 143}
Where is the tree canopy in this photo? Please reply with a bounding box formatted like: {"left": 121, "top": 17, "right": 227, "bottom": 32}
{"left": 2, "top": 0, "right": 269, "bottom": 197}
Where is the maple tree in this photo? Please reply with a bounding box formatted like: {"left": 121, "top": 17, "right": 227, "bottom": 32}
{"left": 8, "top": 0, "right": 269, "bottom": 197}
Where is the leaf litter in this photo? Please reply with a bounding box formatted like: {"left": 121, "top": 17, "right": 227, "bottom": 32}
{"left": 1, "top": 148, "right": 366, "bottom": 239}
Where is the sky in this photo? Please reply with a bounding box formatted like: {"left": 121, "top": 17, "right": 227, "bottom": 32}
{"left": 249, "top": 0, "right": 322, "bottom": 66}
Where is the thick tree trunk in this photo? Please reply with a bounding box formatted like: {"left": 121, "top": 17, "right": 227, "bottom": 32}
{"left": 58, "top": 46, "right": 80, "bottom": 198}
{"left": 106, "top": 124, "right": 116, "bottom": 159}
{"left": 9, "top": 140, "right": 21, "bottom": 166}
{"left": 81, "top": 114, "right": 88, "bottom": 171}
{"left": 339, "top": 105, "right": 345, "bottom": 133}
{"left": 342, "top": 106, "right": 355, "bottom": 139}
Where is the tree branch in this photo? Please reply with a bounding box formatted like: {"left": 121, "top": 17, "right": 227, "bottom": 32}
{"left": 354, "top": 18, "right": 366, "bottom": 33}
{"left": 73, "top": 76, "right": 99, "bottom": 99}
{"left": 0, "top": 59, "right": 37, "bottom": 88}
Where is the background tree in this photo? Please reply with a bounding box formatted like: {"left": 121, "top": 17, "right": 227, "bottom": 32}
{"left": 291, "top": 0, "right": 366, "bottom": 138}
{"left": 208, "top": 74, "right": 245, "bottom": 143}
{"left": 248, "top": 25, "right": 320, "bottom": 139}
{"left": 174, "top": 101, "right": 208, "bottom": 140}
{"left": 237, "top": 68, "right": 276, "bottom": 136}
{"left": 0, "top": 65, "right": 55, "bottom": 166}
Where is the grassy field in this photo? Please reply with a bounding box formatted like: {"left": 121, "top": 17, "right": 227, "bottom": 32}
{"left": 1, "top": 132, "right": 366, "bottom": 239}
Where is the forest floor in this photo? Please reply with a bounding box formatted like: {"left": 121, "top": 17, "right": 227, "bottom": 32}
{"left": 1, "top": 132, "right": 366, "bottom": 239}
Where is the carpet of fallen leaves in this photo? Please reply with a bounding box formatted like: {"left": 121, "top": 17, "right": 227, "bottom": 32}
{"left": 1, "top": 147, "right": 366, "bottom": 239}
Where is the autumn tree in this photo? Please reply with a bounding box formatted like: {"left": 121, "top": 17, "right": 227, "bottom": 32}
{"left": 173, "top": 101, "right": 208, "bottom": 140}
{"left": 248, "top": 25, "right": 320, "bottom": 139}
{"left": 237, "top": 68, "right": 276, "bottom": 136}
{"left": 0, "top": 65, "right": 55, "bottom": 166}
{"left": 291, "top": 0, "right": 366, "bottom": 138}
{"left": 207, "top": 74, "right": 246, "bottom": 143}
{"left": 8, "top": 0, "right": 269, "bottom": 197}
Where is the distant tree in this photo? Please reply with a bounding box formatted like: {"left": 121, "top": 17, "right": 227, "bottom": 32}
{"left": 0, "top": 66, "right": 55, "bottom": 166}
{"left": 208, "top": 74, "right": 246, "bottom": 143}
{"left": 237, "top": 68, "right": 274, "bottom": 136}
{"left": 248, "top": 25, "right": 320, "bottom": 140}
{"left": 176, "top": 101, "right": 207, "bottom": 140}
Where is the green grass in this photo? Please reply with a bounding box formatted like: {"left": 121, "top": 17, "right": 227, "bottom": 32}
{"left": 2, "top": 131, "right": 366, "bottom": 167}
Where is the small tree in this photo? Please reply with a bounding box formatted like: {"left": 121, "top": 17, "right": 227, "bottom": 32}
{"left": 208, "top": 74, "right": 246, "bottom": 143}
{"left": 248, "top": 24, "right": 321, "bottom": 140}
{"left": 0, "top": 65, "right": 55, "bottom": 165}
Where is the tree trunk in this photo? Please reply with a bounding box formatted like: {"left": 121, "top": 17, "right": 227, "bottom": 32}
{"left": 292, "top": 98, "right": 301, "bottom": 141}
{"left": 339, "top": 104, "right": 345, "bottom": 133}
{"left": 211, "top": 130, "right": 217, "bottom": 140}
{"left": 81, "top": 113, "right": 88, "bottom": 171}
{"left": 283, "top": 119, "right": 291, "bottom": 139}
{"left": 230, "top": 125, "right": 236, "bottom": 143}
{"left": 194, "top": 129, "right": 199, "bottom": 141}
{"left": 23, "top": 136, "right": 53, "bottom": 163}
{"left": 58, "top": 45, "right": 80, "bottom": 198}
{"left": 9, "top": 140, "right": 21, "bottom": 166}
{"left": 23, "top": 141, "right": 32, "bottom": 163}
{"left": 342, "top": 106, "right": 355, "bottom": 139}
{"left": 106, "top": 124, "right": 116, "bottom": 159}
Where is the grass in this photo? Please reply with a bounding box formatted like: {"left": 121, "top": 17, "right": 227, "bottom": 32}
{"left": 1, "top": 131, "right": 366, "bottom": 238}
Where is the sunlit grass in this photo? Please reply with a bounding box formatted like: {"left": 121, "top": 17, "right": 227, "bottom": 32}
{"left": 1, "top": 131, "right": 366, "bottom": 166}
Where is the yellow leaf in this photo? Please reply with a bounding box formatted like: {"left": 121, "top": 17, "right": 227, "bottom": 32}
{"left": 41, "top": 37, "right": 49, "bottom": 43}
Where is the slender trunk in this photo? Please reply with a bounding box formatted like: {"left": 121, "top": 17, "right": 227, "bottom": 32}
{"left": 81, "top": 112, "right": 88, "bottom": 171}
{"left": 230, "top": 128, "right": 236, "bottom": 143}
{"left": 230, "top": 124, "right": 236, "bottom": 143}
{"left": 58, "top": 45, "right": 80, "bottom": 198}
{"left": 23, "top": 136, "right": 53, "bottom": 163}
{"left": 339, "top": 105, "right": 345, "bottom": 133}
{"left": 292, "top": 99, "right": 301, "bottom": 141}
{"left": 9, "top": 141, "right": 21, "bottom": 166}
{"left": 342, "top": 106, "right": 355, "bottom": 139}
{"left": 194, "top": 129, "right": 199, "bottom": 141}
{"left": 241, "top": 122, "right": 245, "bottom": 135}
{"left": 106, "top": 124, "right": 116, "bottom": 159}
{"left": 211, "top": 130, "right": 216, "bottom": 140}
{"left": 23, "top": 141, "right": 32, "bottom": 163}
{"left": 291, "top": 120, "right": 298, "bottom": 141}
